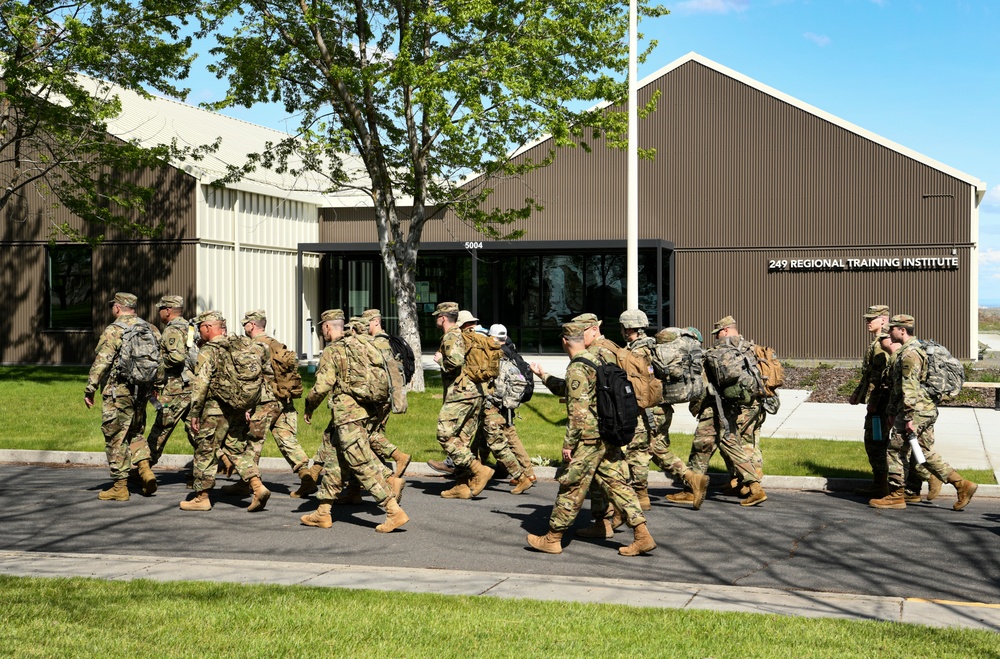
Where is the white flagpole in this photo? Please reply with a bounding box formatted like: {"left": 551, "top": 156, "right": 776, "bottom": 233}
{"left": 626, "top": 0, "right": 639, "bottom": 309}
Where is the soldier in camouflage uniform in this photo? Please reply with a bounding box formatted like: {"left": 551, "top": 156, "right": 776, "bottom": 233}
{"left": 870, "top": 314, "right": 978, "bottom": 511}
{"left": 432, "top": 303, "right": 495, "bottom": 499}
{"left": 146, "top": 295, "right": 197, "bottom": 467}
{"left": 526, "top": 321, "right": 656, "bottom": 556}
{"left": 179, "top": 311, "right": 272, "bottom": 513}
{"left": 299, "top": 309, "right": 408, "bottom": 532}
{"left": 849, "top": 305, "right": 892, "bottom": 497}
{"left": 85, "top": 292, "right": 159, "bottom": 500}
{"left": 363, "top": 309, "right": 412, "bottom": 477}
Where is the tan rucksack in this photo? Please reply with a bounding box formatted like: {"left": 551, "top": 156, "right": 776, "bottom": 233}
{"left": 462, "top": 329, "right": 502, "bottom": 383}
{"left": 260, "top": 336, "right": 303, "bottom": 400}
{"left": 594, "top": 337, "right": 663, "bottom": 409}
{"left": 752, "top": 343, "right": 785, "bottom": 398}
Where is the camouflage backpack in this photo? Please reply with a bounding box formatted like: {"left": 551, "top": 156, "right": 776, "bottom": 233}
{"left": 374, "top": 334, "right": 409, "bottom": 414}
{"left": 705, "top": 336, "right": 761, "bottom": 404}
{"left": 652, "top": 327, "right": 706, "bottom": 405}
{"left": 210, "top": 335, "right": 264, "bottom": 410}
{"left": 492, "top": 355, "right": 530, "bottom": 409}
{"left": 113, "top": 319, "right": 162, "bottom": 386}
{"left": 462, "top": 329, "right": 502, "bottom": 383}
{"left": 337, "top": 334, "right": 390, "bottom": 405}
{"left": 260, "top": 335, "right": 303, "bottom": 400}
{"left": 919, "top": 339, "right": 965, "bottom": 403}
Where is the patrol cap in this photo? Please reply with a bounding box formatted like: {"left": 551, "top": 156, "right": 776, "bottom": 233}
{"left": 561, "top": 321, "right": 587, "bottom": 338}
{"left": 888, "top": 314, "right": 915, "bottom": 329}
{"left": 348, "top": 316, "right": 366, "bottom": 333}
{"left": 361, "top": 308, "right": 381, "bottom": 321}
{"left": 321, "top": 309, "right": 344, "bottom": 322}
{"left": 571, "top": 312, "right": 601, "bottom": 328}
{"left": 432, "top": 301, "right": 459, "bottom": 316}
{"left": 489, "top": 323, "right": 508, "bottom": 339}
{"left": 864, "top": 304, "right": 890, "bottom": 319}
{"left": 619, "top": 309, "right": 649, "bottom": 329}
{"left": 711, "top": 315, "right": 737, "bottom": 335}
{"left": 241, "top": 309, "right": 266, "bottom": 325}
{"left": 195, "top": 310, "right": 225, "bottom": 325}
{"left": 109, "top": 292, "right": 137, "bottom": 308}
{"left": 156, "top": 295, "right": 183, "bottom": 309}
{"left": 456, "top": 310, "right": 479, "bottom": 326}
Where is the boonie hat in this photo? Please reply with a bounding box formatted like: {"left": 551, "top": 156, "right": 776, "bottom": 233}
{"left": 456, "top": 310, "right": 479, "bottom": 326}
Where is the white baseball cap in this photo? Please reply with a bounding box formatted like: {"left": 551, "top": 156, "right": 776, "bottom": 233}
{"left": 489, "top": 323, "right": 508, "bottom": 339}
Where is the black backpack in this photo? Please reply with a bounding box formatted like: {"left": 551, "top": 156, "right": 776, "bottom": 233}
{"left": 571, "top": 356, "right": 638, "bottom": 447}
{"left": 387, "top": 334, "right": 416, "bottom": 384}
{"left": 501, "top": 340, "right": 534, "bottom": 404}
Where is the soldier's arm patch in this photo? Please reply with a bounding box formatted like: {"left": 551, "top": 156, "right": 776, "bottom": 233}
{"left": 570, "top": 379, "right": 581, "bottom": 391}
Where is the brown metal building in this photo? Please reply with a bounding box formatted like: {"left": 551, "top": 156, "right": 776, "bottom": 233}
{"left": 308, "top": 52, "right": 985, "bottom": 359}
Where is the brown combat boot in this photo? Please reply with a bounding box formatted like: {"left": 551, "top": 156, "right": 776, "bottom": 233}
{"left": 511, "top": 472, "right": 537, "bottom": 486}
{"left": 440, "top": 481, "right": 472, "bottom": 499}
{"left": 618, "top": 523, "right": 656, "bottom": 556}
{"left": 869, "top": 488, "right": 906, "bottom": 509}
{"left": 376, "top": 498, "right": 409, "bottom": 533}
{"left": 220, "top": 479, "right": 252, "bottom": 496}
{"left": 333, "top": 482, "right": 364, "bottom": 505}
{"left": 388, "top": 475, "right": 407, "bottom": 503}
{"left": 684, "top": 470, "right": 710, "bottom": 510}
{"left": 948, "top": 471, "right": 978, "bottom": 511}
{"left": 904, "top": 490, "right": 922, "bottom": 504}
{"left": 927, "top": 474, "right": 943, "bottom": 501}
{"left": 98, "top": 479, "right": 129, "bottom": 501}
{"left": 136, "top": 460, "right": 157, "bottom": 496}
{"left": 740, "top": 482, "right": 767, "bottom": 507}
{"left": 510, "top": 473, "right": 534, "bottom": 495}
{"left": 291, "top": 466, "right": 318, "bottom": 499}
{"left": 575, "top": 519, "right": 614, "bottom": 539}
{"left": 666, "top": 490, "right": 695, "bottom": 505}
{"left": 217, "top": 453, "right": 235, "bottom": 477}
{"left": 390, "top": 449, "right": 411, "bottom": 479}
{"left": 467, "top": 459, "right": 495, "bottom": 496}
{"left": 427, "top": 459, "right": 455, "bottom": 475}
{"left": 179, "top": 490, "right": 212, "bottom": 511}
{"left": 633, "top": 485, "right": 652, "bottom": 511}
{"left": 246, "top": 476, "right": 271, "bottom": 512}
{"left": 300, "top": 501, "right": 333, "bottom": 528}
{"left": 526, "top": 529, "right": 564, "bottom": 554}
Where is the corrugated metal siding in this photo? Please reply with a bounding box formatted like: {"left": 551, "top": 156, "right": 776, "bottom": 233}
{"left": 203, "top": 186, "right": 318, "bottom": 249}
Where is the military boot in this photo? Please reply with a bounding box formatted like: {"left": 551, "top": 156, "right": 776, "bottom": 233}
{"left": 619, "top": 523, "right": 657, "bottom": 556}
{"left": 440, "top": 480, "right": 472, "bottom": 499}
{"left": 376, "top": 498, "right": 409, "bottom": 533}
{"left": 333, "top": 482, "right": 364, "bottom": 505}
{"left": 633, "top": 485, "right": 652, "bottom": 511}
{"left": 927, "top": 474, "right": 944, "bottom": 501}
{"left": 666, "top": 490, "right": 695, "bottom": 505}
{"left": 904, "top": 490, "right": 922, "bottom": 504}
{"left": 291, "top": 464, "right": 322, "bottom": 499}
{"left": 179, "top": 490, "right": 212, "bottom": 511}
{"left": 246, "top": 476, "right": 271, "bottom": 512}
{"left": 684, "top": 470, "right": 710, "bottom": 510}
{"left": 220, "top": 479, "right": 253, "bottom": 496}
{"left": 389, "top": 449, "right": 411, "bottom": 479}
{"left": 869, "top": 488, "right": 906, "bottom": 509}
{"left": 98, "top": 479, "right": 129, "bottom": 501}
{"left": 511, "top": 472, "right": 537, "bottom": 486}
{"left": 467, "top": 459, "right": 495, "bottom": 496}
{"left": 575, "top": 519, "right": 614, "bottom": 539}
{"left": 721, "top": 477, "right": 741, "bottom": 496}
{"left": 388, "top": 475, "right": 407, "bottom": 503}
{"left": 136, "top": 460, "right": 157, "bottom": 496}
{"left": 948, "top": 471, "right": 978, "bottom": 511}
{"left": 740, "top": 482, "right": 767, "bottom": 507}
{"left": 526, "top": 529, "right": 564, "bottom": 554}
{"left": 427, "top": 459, "right": 455, "bottom": 475}
{"left": 217, "top": 453, "right": 235, "bottom": 477}
{"left": 510, "top": 473, "right": 534, "bottom": 495}
{"left": 300, "top": 501, "right": 333, "bottom": 528}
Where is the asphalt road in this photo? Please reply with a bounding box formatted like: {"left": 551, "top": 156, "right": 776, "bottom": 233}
{"left": 3, "top": 463, "right": 999, "bottom": 604}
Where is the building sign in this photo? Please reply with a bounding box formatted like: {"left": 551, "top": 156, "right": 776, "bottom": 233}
{"left": 768, "top": 256, "right": 959, "bottom": 272}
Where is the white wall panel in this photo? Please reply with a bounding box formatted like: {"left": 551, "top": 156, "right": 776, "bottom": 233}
{"left": 302, "top": 253, "right": 321, "bottom": 358}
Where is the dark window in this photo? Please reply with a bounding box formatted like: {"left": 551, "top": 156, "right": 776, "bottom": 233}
{"left": 48, "top": 245, "right": 92, "bottom": 330}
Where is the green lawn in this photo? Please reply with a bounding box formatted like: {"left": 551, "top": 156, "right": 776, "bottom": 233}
{"left": 0, "top": 366, "right": 994, "bottom": 483}
{"left": 2, "top": 576, "right": 996, "bottom": 658}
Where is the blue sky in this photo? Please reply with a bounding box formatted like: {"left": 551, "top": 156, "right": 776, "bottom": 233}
{"left": 181, "top": 0, "right": 1000, "bottom": 302}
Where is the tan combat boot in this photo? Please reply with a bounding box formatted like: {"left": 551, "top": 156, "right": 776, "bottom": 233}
{"left": 683, "top": 469, "right": 710, "bottom": 510}
{"left": 526, "top": 529, "right": 564, "bottom": 554}
{"left": 666, "top": 490, "right": 695, "bottom": 505}
{"left": 618, "top": 523, "right": 656, "bottom": 556}
{"left": 388, "top": 475, "right": 407, "bottom": 503}
{"left": 741, "top": 482, "right": 767, "bottom": 507}
{"left": 510, "top": 473, "right": 534, "bottom": 495}
{"left": 376, "top": 498, "right": 409, "bottom": 533}
{"left": 290, "top": 465, "right": 319, "bottom": 499}
{"left": 220, "top": 479, "right": 252, "bottom": 496}
{"left": 217, "top": 453, "right": 235, "bottom": 477}
{"left": 511, "top": 472, "right": 537, "bottom": 486}
{"left": 467, "top": 460, "right": 496, "bottom": 497}
{"left": 904, "top": 490, "right": 922, "bottom": 504}
{"left": 98, "top": 479, "right": 129, "bottom": 501}
{"left": 948, "top": 471, "right": 978, "bottom": 511}
{"left": 179, "top": 490, "right": 212, "bottom": 511}
{"left": 441, "top": 480, "right": 472, "bottom": 499}
{"left": 300, "top": 501, "right": 333, "bottom": 528}
{"left": 390, "top": 449, "right": 411, "bottom": 479}
{"left": 333, "top": 482, "right": 364, "bottom": 505}
{"left": 633, "top": 485, "right": 652, "bottom": 511}
{"left": 246, "top": 476, "right": 271, "bottom": 512}
{"left": 575, "top": 518, "right": 614, "bottom": 539}
{"left": 869, "top": 488, "right": 906, "bottom": 509}
{"left": 136, "top": 460, "right": 157, "bottom": 496}
{"left": 926, "top": 474, "right": 943, "bottom": 501}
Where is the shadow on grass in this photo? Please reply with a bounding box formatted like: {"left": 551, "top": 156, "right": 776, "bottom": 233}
{"left": 0, "top": 365, "right": 89, "bottom": 382}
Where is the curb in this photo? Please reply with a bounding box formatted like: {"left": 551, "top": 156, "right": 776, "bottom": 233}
{"left": 2, "top": 449, "right": 998, "bottom": 498}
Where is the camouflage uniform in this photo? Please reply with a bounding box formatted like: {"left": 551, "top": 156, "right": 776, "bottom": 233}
{"left": 363, "top": 332, "right": 403, "bottom": 462}
{"left": 146, "top": 316, "right": 196, "bottom": 465}
{"left": 85, "top": 313, "right": 158, "bottom": 480}
{"left": 435, "top": 326, "right": 485, "bottom": 469}
{"left": 304, "top": 335, "right": 394, "bottom": 506}
{"left": 541, "top": 352, "right": 645, "bottom": 532}
{"left": 247, "top": 333, "right": 309, "bottom": 474}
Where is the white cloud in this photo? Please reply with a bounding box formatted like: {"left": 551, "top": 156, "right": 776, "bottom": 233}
{"left": 981, "top": 248, "right": 1000, "bottom": 265}
{"left": 803, "top": 32, "right": 832, "bottom": 47}
{"left": 982, "top": 184, "right": 1000, "bottom": 212}
{"left": 673, "top": 0, "right": 749, "bottom": 14}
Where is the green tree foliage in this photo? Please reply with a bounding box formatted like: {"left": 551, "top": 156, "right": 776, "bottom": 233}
{"left": 200, "top": 0, "right": 667, "bottom": 388}
{"left": 0, "top": 0, "right": 200, "bottom": 242}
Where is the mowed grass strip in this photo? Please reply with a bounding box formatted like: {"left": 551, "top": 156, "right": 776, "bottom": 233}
{"left": 2, "top": 576, "right": 997, "bottom": 658}
{"left": 0, "top": 366, "right": 994, "bottom": 483}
